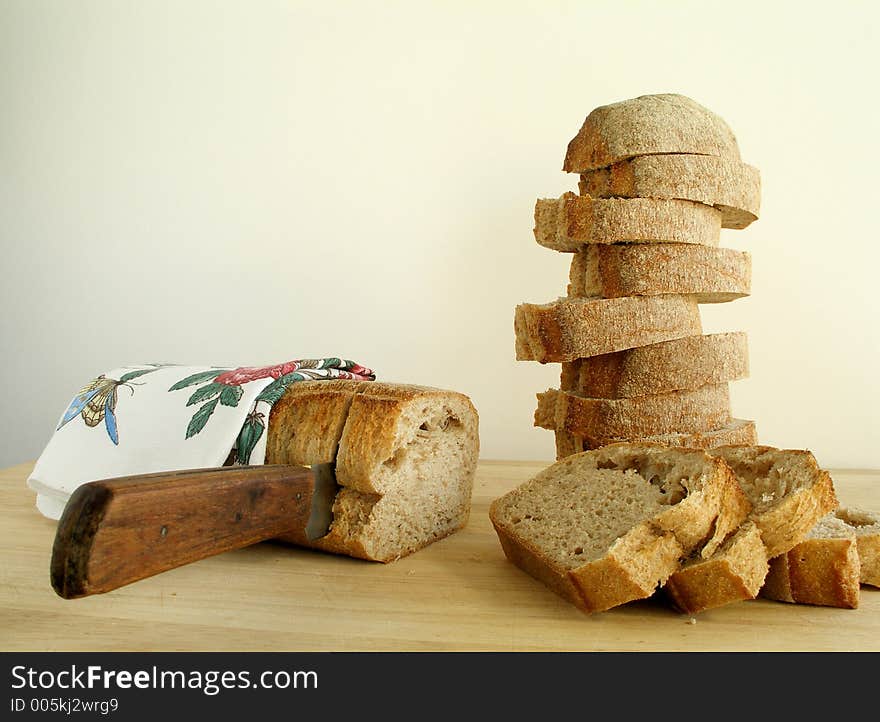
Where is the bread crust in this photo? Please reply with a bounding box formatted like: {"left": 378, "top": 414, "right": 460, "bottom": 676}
{"left": 535, "top": 192, "right": 721, "bottom": 252}
{"left": 568, "top": 244, "right": 750, "bottom": 303}
{"left": 538, "top": 384, "right": 731, "bottom": 440}
{"left": 835, "top": 507, "right": 880, "bottom": 586}
{"left": 561, "top": 333, "right": 749, "bottom": 398}
{"left": 515, "top": 295, "right": 702, "bottom": 364}
{"left": 552, "top": 420, "right": 758, "bottom": 461}
{"left": 563, "top": 94, "right": 741, "bottom": 173}
{"left": 579, "top": 154, "right": 760, "bottom": 229}
{"left": 762, "top": 537, "right": 860, "bottom": 609}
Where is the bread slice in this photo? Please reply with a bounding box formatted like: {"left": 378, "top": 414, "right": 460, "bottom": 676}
{"left": 489, "top": 443, "right": 751, "bottom": 613}
{"left": 552, "top": 420, "right": 758, "bottom": 460}
{"left": 561, "top": 333, "right": 748, "bottom": 398}
{"left": 568, "top": 244, "right": 750, "bottom": 303}
{"left": 562, "top": 94, "right": 741, "bottom": 173}
{"left": 267, "top": 380, "right": 479, "bottom": 562}
{"left": 579, "top": 154, "right": 760, "bottom": 229}
{"left": 535, "top": 192, "right": 721, "bottom": 252}
{"left": 761, "top": 513, "right": 860, "bottom": 609}
{"left": 835, "top": 507, "right": 880, "bottom": 586}
{"left": 515, "top": 295, "right": 702, "bottom": 364}
{"left": 536, "top": 384, "right": 731, "bottom": 439}
{"left": 664, "top": 446, "right": 838, "bottom": 613}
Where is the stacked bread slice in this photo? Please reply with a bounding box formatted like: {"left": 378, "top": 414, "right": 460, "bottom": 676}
{"left": 515, "top": 94, "right": 761, "bottom": 458}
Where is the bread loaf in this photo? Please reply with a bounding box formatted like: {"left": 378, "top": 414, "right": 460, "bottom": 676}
{"left": 553, "top": 420, "right": 757, "bottom": 460}
{"left": 489, "top": 443, "right": 751, "bottom": 613}
{"left": 664, "top": 446, "right": 837, "bottom": 614}
{"left": 560, "top": 333, "right": 748, "bottom": 398}
{"left": 563, "top": 94, "right": 741, "bottom": 173}
{"left": 535, "top": 192, "right": 721, "bottom": 252}
{"left": 567, "top": 244, "right": 750, "bottom": 303}
{"left": 267, "top": 380, "right": 479, "bottom": 562}
{"left": 515, "top": 295, "right": 702, "bottom": 363}
{"left": 578, "top": 154, "right": 760, "bottom": 229}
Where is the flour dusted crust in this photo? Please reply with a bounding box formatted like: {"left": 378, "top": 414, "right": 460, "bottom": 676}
{"left": 579, "top": 154, "right": 760, "bottom": 229}
{"left": 515, "top": 295, "right": 702, "bottom": 364}
{"left": 561, "top": 333, "right": 749, "bottom": 398}
{"left": 563, "top": 94, "right": 741, "bottom": 173}
{"left": 537, "top": 384, "right": 731, "bottom": 440}
{"left": 268, "top": 380, "right": 479, "bottom": 562}
{"left": 534, "top": 192, "right": 721, "bottom": 252}
{"left": 568, "top": 244, "right": 751, "bottom": 303}
{"left": 552, "top": 421, "right": 757, "bottom": 460}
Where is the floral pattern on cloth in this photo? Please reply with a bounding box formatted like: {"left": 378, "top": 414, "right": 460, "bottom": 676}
{"left": 26, "top": 358, "right": 375, "bottom": 520}
{"left": 168, "top": 359, "right": 374, "bottom": 464}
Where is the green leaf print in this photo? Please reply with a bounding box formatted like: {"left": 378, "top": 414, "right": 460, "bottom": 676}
{"left": 168, "top": 370, "right": 226, "bottom": 391}
{"left": 119, "top": 368, "right": 161, "bottom": 383}
{"left": 255, "top": 372, "right": 303, "bottom": 405}
{"left": 219, "top": 384, "right": 244, "bottom": 407}
{"left": 186, "top": 397, "right": 219, "bottom": 439}
{"left": 187, "top": 382, "right": 224, "bottom": 407}
{"left": 236, "top": 416, "right": 265, "bottom": 465}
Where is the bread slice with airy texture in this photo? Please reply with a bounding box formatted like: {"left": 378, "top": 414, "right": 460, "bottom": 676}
{"left": 268, "top": 380, "right": 479, "bottom": 562}
{"left": 553, "top": 420, "right": 758, "bottom": 460}
{"left": 761, "top": 513, "right": 860, "bottom": 609}
{"left": 535, "top": 192, "right": 721, "bottom": 252}
{"left": 579, "top": 154, "right": 760, "bottom": 229}
{"left": 537, "top": 384, "right": 731, "bottom": 440}
{"left": 563, "top": 94, "right": 741, "bottom": 173}
{"left": 561, "top": 333, "right": 748, "bottom": 399}
{"left": 568, "top": 244, "right": 750, "bottom": 303}
{"left": 664, "top": 446, "right": 838, "bottom": 613}
{"left": 489, "top": 443, "right": 751, "bottom": 613}
{"left": 515, "top": 295, "right": 702, "bottom": 364}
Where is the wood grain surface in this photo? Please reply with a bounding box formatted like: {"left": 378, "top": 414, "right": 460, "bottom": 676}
{"left": 2, "top": 460, "right": 879, "bottom": 651}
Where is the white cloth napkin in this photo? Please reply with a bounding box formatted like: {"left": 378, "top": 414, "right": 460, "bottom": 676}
{"left": 27, "top": 359, "right": 375, "bottom": 519}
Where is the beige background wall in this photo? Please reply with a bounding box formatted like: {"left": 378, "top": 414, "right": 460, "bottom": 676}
{"left": 2, "top": 1, "right": 878, "bottom": 468}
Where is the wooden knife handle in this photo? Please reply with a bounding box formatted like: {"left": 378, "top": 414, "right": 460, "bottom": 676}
{"left": 50, "top": 465, "right": 316, "bottom": 599}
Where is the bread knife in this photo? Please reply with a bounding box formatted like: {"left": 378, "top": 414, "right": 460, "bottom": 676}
{"left": 49, "top": 464, "right": 338, "bottom": 599}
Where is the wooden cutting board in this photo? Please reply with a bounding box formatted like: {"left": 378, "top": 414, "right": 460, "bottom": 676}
{"left": 2, "top": 460, "right": 878, "bottom": 651}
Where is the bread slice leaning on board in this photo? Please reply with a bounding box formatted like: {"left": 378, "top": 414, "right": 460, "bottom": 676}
{"left": 578, "top": 154, "right": 760, "bottom": 230}
{"left": 265, "top": 379, "right": 479, "bottom": 562}
{"left": 761, "top": 508, "right": 880, "bottom": 608}
{"left": 664, "top": 446, "right": 838, "bottom": 614}
{"left": 489, "top": 443, "right": 750, "bottom": 613}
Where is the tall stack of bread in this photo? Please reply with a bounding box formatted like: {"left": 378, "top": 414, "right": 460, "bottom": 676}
{"left": 515, "top": 94, "right": 762, "bottom": 459}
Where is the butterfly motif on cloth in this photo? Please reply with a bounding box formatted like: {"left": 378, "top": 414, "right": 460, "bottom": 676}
{"left": 56, "top": 368, "right": 161, "bottom": 445}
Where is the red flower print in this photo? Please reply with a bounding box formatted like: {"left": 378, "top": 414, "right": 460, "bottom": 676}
{"left": 214, "top": 361, "right": 299, "bottom": 386}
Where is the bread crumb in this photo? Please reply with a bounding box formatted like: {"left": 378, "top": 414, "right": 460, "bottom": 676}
{"left": 688, "top": 618, "right": 696, "bottom": 625}
{"left": 407, "top": 569, "right": 416, "bottom": 576}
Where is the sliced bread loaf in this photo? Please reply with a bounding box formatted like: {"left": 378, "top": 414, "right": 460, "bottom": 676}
{"left": 268, "top": 380, "right": 479, "bottom": 562}
{"left": 561, "top": 333, "right": 748, "bottom": 398}
{"left": 537, "top": 384, "right": 731, "bottom": 439}
{"left": 567, "top": 244, "right": 751, "bottom": 303}
{"left": 578, "top": 154, "right": 760, "bottom": 229}
{"left": 553, "top": 420, "right": 758, "bottom": 460}
{"left": 515, "top": 295, "right": 702, "bottom": 364}
{"left": 835, "top": 507, "right": 880, "bottom": 587}
{"left": 489, "top": 443, "right": 751, "bottom": 613}
{"left": 761, "top": 513, "right": 861, "bottom": 609}
{"left": 535, "top": 192, "right": 721, "bottom": 252}
{"left": 664, "top": 446, "right": 837, "bottom": 613}
{"left": 562, "top": 94, "right": 741, "bottom": 173}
